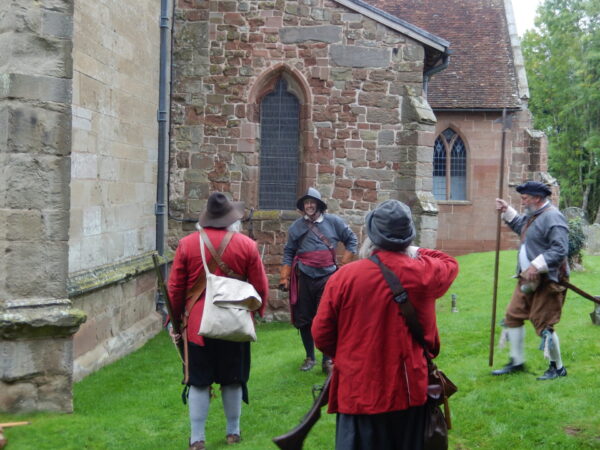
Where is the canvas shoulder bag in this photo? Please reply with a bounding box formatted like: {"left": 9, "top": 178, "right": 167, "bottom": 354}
{"left": 370, "top": 254, "right": 457, "bottom": 450}
{"left": 198, "top": 230, "right": 262, "bottom": 342}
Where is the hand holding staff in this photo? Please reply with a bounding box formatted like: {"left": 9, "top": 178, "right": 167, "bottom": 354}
{"left": 152, "top": 253, "right": 184, "bottom": 361}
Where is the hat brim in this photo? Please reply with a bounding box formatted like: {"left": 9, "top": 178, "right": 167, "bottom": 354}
{"left": 296, "top": 195, "right": 327, "bottom": 212}
{"left": 199, "top": 202, "right": 245, "bottom": 228}
{"left": 516, "top": 186, "right": 552, "bottom": 197}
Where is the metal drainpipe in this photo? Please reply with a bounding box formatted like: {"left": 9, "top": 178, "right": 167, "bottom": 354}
{"left": 155, "top": 0, "right": 172, "bottom": 314}
{"left": 156, "top": 0, "right": 171, "bottom": 258}
{"left": 423, "top": 53, "right": 450, "bottom": 97}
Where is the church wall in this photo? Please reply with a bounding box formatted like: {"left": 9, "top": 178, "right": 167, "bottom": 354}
{"left": 0, "top": 0, "right": 86, "bottom": 413}
{"left": 70, "top": 0, "right": 161, "bottom": 272}
{"left": 68, "top": 0, "right": 164, "bottom": 379}
{"left": 169, "top": 0, "right": 440, "bottom": 318}
{"left": 434, "top": 109, "right": 547, "bottom": 255}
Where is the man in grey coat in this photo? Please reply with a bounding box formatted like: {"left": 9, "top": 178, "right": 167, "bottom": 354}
{"left": 279, "top": 188, "right": 358, "bottom": 373}
{"left": 492, "top": 181, "right": 570, "bottom": 380}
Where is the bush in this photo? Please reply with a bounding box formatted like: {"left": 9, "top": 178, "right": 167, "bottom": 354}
{"left": 567, "top": 217, "right": 586, "bottom": 268}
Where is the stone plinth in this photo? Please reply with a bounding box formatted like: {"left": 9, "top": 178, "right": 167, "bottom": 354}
{"left": 0, "top": 298, "right": 86, "bottom": 413}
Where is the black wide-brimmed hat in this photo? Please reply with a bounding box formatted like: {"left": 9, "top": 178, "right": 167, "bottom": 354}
{"left": 366, "top": 200, "right": 416, "bottom": 251}
{"left": 199, "top": 192, "right": 245, "bottom": 228}
{"left": 296, "top": 187, "right": 327, "bottom": 212}
{"left": 516, "top": 181, "right": 552, "bottom": 198}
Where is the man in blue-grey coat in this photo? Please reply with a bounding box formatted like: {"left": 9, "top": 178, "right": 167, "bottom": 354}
{"left": 492, "top": 181, "right": 570, "bottom": 380}
{"left": 278, "top": 188, "right": 358, "bottom": 373}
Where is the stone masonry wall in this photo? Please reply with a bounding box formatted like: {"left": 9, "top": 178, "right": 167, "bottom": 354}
{"left": 71, "top": 267, "right": 161, "bottom": 381}
{"left": 435, "top": 109, "right": 547, "bottom": 255}
{"left": 0, "top": 0, "right": 86, "bottom": 413}
{"left": 169, "top": 0, "right": 439, "bottom": 318}
{"left": 70, "top": 0, "right": 161, "bottom": 272}
{"left": 68, "top": 0, "right": 163, "bottom": 378}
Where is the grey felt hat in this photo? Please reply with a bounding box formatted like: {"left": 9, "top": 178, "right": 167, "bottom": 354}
{"left": 296, "top": 187, "right": 327, "bottom": 212}
{"left": 366, "top": 200, "right": 416, "bottom": 251}
{"left": 516, "top": 181, "right": 552, "bottom": 198}
{"left": 199, "top": 192, "right": 245, "bottom": 228}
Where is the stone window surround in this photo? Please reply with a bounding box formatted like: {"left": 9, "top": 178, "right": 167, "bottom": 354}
{"left": 433, "top": 125, "right": 471, "bottom": 203}
{"left": 247, "top": 64, "right": 314, "bottom": 207}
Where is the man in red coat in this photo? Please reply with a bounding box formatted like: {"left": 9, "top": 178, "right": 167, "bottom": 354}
{"left": 168, "top": 192, "right": 269, "bottom": 449}
{"left": 312, "top": 200, "right": 459, "bottom": 450}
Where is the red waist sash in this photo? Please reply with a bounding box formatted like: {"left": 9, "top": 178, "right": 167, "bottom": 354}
{"left": 289, "top": 249, "right": 336, "bottom": 306}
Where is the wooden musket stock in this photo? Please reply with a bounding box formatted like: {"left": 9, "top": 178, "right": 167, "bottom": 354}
{"left": 560, "top": 280, "right": 600, "bottom": 305}
{"left": 272, "top": 374, "right": 331, "bottom": 450}
{"left": 152, "top": 253, "right": 184, "bottom": 360}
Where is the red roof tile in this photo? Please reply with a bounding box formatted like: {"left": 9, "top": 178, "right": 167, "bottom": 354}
{"left": 368, "top": 0, "right": 522, "bottom": 109}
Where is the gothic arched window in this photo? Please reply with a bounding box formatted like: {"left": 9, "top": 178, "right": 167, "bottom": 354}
{"left": 433, "top": 128, "right": 467, "bottom": 201}
{"left": 259, "top": 78, "right": 300, "bottom": 210}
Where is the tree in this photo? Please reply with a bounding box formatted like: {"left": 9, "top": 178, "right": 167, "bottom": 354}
{"left": 522, "top": 0, "right": 600, "bottom": 222}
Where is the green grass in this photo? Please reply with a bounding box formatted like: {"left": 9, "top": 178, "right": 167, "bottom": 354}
{"left": 2, "top": 251, "right": 600, "bottom": 449}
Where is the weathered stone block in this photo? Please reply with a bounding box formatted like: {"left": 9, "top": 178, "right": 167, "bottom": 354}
{"left": 4, "top": 241, "right": 69, "bottom": 299}
{"left": 279, "top": 25, "right": 342, "bottom": 44}
{"left": 366, "top": 107, "right": 399, "bottom": 125}
{"left": 3, "top": 153, "right": 70, "bottom": 210}
{"left": 176, "top": 21, "right": 209, "bottom": 49}
{"left": 378, "top": 129, "right": 395, "bottom": 145}
{"left": 0, "top": 103, "right": 71, "bottom": 155}
{"left": 42, "top": 10, "right": 73, "bottom": 38}
{"left": 403, "top": 95, "right": 436, "bottom": 125}
{"left": 330, "top": 44, "right": 390, "bottom": 68}
{"left": 4, "top": 209, "right": 44, "bottom": 241}
{"left": 0, "top": 73, "right": 71, "bottom": 104}
{"left": 0, "top": 298, "right": 86, "bottom": 341}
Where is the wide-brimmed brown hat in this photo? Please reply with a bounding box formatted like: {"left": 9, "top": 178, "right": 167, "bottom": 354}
{"left": 199, "top": 192, "right": 245, "bottom": 228}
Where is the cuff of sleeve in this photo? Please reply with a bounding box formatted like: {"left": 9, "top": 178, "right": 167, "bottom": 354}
{"left": 502, "top": 206, "right": 518, "bottom": 222}
{"left": 406, "top": 246, "right": 420, "bottom": 258}
{"left": 531, "top": 254, "right": 548, "bottom": 273}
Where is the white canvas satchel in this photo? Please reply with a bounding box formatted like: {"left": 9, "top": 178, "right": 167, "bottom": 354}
{"left": 198, "top": 232, "right": 262, "bottom": 342}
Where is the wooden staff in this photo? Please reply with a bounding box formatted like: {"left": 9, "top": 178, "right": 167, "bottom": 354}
{"left": 489, "top": 108, "right": 511, "bottom": 366}
{"left": 0, "top": 422, "right": 30, "bottom": 449}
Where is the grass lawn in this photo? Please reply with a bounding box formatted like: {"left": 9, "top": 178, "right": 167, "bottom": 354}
{"left": 1, "top": 251, "right": 599, "bottom": 449}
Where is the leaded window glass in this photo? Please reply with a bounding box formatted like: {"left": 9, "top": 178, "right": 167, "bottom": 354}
{"left": 432, "top": 128, "right": 467, "bottom": 201}
{"left": 259, "top": 79, "right": 300, "bottom": 210}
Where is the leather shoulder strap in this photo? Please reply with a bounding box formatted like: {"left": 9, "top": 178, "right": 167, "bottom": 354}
{"left": 520, "top": 205, "right": 549, "bottom": 242}
{"left": 304, "top": 219, "right": 334, "bottom": 249}
{"left": 199, "top": 229, "right": 243, "bottom": 279}
{"left": 181, "top": 231, "right": 235, "bottom": 329}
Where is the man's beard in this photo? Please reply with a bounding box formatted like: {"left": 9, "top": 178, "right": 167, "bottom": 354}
{"left": 524, "top": 205, "right": 536, "bottom": 216}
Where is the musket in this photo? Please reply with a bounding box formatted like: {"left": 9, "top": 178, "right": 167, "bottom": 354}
{"left": 560, "top": 280, "right": 600, "bottom": 305}
{"left": 152, "top": 253, "right": 184, "bottom": 360}
{"left": 272, "top": 373, "right": 331, "bottom": 450}
{"left": 244, "top": 207, "right": 255, "bottom": 240}
{"left": 489, "top": 108, "right": 512, "bottom": 366}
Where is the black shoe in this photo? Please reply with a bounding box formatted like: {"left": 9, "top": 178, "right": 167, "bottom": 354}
{"left": 537, "top": 362, "right": 567, "bottom": 380}
{"left": 300, "top": 358, "right": 316, "bottom": 371}
{"left": 491, "top": 359, "right": 525, "bottom": 375}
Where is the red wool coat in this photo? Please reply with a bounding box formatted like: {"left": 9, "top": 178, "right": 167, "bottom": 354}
{"left": 312, "top": 248, "right": 459, "bottom": 415}
{"left": 168, "top": 228, "right": 269, "bottom": 346}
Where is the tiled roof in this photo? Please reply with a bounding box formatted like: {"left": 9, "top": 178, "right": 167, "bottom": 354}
{"left": 335, "top": 0, "right": 450, "bottom": 52}
{"left": 368, "top": 0, "right": 522, "bottom": 110}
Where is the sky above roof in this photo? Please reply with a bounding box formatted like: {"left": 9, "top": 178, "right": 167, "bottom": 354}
{"left": 511, "top": 0, "right": 543, "bottom": 35}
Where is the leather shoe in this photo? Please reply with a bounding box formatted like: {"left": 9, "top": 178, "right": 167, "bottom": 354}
{"left": 189, "top": 441, "right": 205, "bottom": 450}
{"left": 300, "top": 358, "right": 316, "bottom": 371}
{"left": 537, "top": 362, "right": 567, "bottom": 380}
{"left": 226, "top": 434, "right": 241, "bottom": 444}
{"left": 322, "top": 360, "right": 334, "bottom": 375}
{"left": 491, "top": 359, "right": 525, "bottom": 375}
